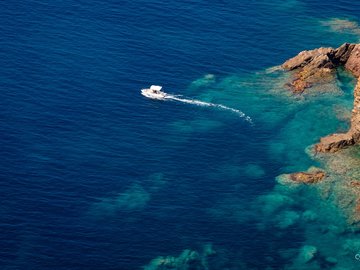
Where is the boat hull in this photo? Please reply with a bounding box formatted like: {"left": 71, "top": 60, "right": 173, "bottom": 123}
{"left": 141, "top": 89, "right": 167, "bottom": 100}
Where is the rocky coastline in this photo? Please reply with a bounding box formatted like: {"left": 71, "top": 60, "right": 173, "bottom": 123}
{"left": 282, "top": 43, "right": 360, "bottom": 153}
{"left": 282, "top": 43, "right": 360, "bottom": 226}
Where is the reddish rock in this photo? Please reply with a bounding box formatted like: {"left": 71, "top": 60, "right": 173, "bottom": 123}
{"left": 282, "top": 43, "right": 360, "bottom": 94}
{"left": 315, "top": 80, "right": 360, "bottom": 152}
{"left": 289, "top": 171, "right": 326, "bottom": 184}
{"left": 282, "top": 47, "right": 338, "bottom": 93}
{"left": 282, "top": 43, "right": 360, "bottom": 152}
{"left": 350, "top": 181, "right": 360, "bottom": 188}
{"left": 355, "top": 199, "right": 360, "bottom": 213}
{"left": 290, "top": 79, "right": 311, "bottom": 93}
{"left": 315, "top": 133, "right": 355, "bottom": 153}
{"left": 282, "top": 47, "right": 334, "bottom": 71}
{"left": 345, "top": 44, "right": 360, "bottom": 78}
{"left": 330, "top": 43, "right": 355, "bottom": 65}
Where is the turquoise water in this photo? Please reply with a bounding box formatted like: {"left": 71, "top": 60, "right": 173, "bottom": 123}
{"left": 1, "top": 0, "right": 360, "bottom": 269}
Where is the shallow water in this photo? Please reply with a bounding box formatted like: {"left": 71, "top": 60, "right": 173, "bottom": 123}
{"left": 1, "top": 0, "right": 360, "bottom": 269}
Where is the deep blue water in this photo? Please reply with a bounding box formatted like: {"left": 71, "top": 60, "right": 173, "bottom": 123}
{"left": 1, "top": 1, "right": 360, "bottom": 269}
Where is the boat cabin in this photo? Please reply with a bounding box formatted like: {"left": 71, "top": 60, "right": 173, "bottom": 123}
{"left": 150, "top": 85, "right": 162, "bottom": 93}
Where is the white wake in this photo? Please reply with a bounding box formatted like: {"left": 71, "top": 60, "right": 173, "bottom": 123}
{"left": 164, "top": 95, "right": 253, "bottom": 124}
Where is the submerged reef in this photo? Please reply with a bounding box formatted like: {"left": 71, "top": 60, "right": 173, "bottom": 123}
{"left": 89, "top": 173, "right": 166, "bottom": 218}
{"left": 321, "top": 18, "right": 360, "bottom": 36}
{"left": 143, "top": 245, "right": 217, "bottom": 270}
{"left": 90, "top": 184, "right": 151, "bottom": 216}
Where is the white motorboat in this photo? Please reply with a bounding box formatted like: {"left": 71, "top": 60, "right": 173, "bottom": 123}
{"left": 141, "top": 85, "right": 167, "bottom": 100}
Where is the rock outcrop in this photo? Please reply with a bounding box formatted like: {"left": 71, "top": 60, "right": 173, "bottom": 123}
{"left": 277, "top": 168, "right": 326, "bottom": 185}
{"left": 315, "top": 133, "right": 355, "bottom": 153}
{"left": 316, "top": 80, "right": 360, "bottom": 152}
{"left": 282, "top": 47, "right": 334, "bottom": 93}
{"left": 282, "top": 43, "right": 356, "bottom": 93}
{"left": 282, "top": 43, "right": 360, "bottom": 152}
{"left": 345, "top": 44, "right": 360, "bottom": 77}
{"left": 279, "top": 43, "right": 360, "bottom": 227}
{"left": 289, "top": 170, "right": 326, "bottom": 184}
{"left": 282, "top": 47, "right": 334, "bottom": 71}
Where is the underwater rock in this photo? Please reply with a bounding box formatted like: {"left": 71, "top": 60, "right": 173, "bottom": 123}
{"left": 325, "top": 256, "right": 338, "bottom": 265}
{"left": 333, "top": 105, "right": 352, "bottom": 122}
{"left": 143, "top": 250, "right": 202, "bottom": 270}
{"left": 90, "top": 184, "right": 151, "bottom": 216}
{"left": 265, "top": 65, "right": 283, "bottom": 73}
{"left": 258, "top": 193, "right": 295, "bottom": 215}
{"left": 321, "top": 18, "right": 360, "bottom": 34}
{"left": 243, "top": 164, "right": 266, "bottom": 179}
{"left": 286, "top": 245, "right": 319, "bottom": 269}
{"left": 189, "top": 73, "right": 216, "bottom": 89}
{"left": 342, "top": 238, "right": 360, "bottom": 254}
{"left": 276, "top": 210, "right": 300, "bottom": 229}
{"left": 312, "top": 146, "right": 360, "bottom": 227}
{"left": 302, "top": 210, "right": 318, "bottom": 222}
{"left": 298, "top": 245, "right": 318, "bottom": 263}
{"left": 143, "top": 245, "right": 216, "bottom": 270}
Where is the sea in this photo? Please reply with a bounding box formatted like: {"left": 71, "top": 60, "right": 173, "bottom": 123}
{"left": 1, "top": 0, "right": 360, "bottom": 269}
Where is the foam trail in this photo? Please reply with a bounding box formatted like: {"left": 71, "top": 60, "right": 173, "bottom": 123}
{"left": 165, "top": 95, "right": 253, "bottom": 124}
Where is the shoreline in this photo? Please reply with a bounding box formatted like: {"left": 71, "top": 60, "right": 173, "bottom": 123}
{"left": 280, "top": 42, "right": 360, "bottom": 227}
